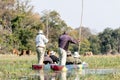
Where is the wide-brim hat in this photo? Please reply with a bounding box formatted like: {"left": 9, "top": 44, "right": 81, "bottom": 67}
{"left": 74, "top": 52, "right": 80, "bottom": 57}
{"left": 50, "top": 51, "right": 55, "bottom": 55}
{"left": 38, "top": 30, "right": 43, "bottom": 34}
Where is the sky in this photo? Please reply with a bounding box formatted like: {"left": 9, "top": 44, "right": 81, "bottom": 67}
{"left": 30, "top": 0, "right": 120, "bottom": 33}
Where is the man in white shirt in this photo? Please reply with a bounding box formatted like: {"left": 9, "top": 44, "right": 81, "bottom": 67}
{"left": 35, "top": 30, "right": 49, "bottom": 65}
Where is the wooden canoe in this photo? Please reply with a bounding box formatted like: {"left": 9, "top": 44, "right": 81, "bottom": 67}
{"left": 32, "top": 64, "right": 83, "bottom": 71}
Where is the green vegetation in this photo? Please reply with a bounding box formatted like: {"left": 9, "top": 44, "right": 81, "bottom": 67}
{"left": 0, "top": 0, "right": 120, "bottom": 80}
{"left": 0, "top": 55, "right": 120, "bottom": 80}
{"left": 0, "top": 0, "right": 120, "bottom": 55}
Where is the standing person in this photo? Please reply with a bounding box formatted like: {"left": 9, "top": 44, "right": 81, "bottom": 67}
{"left": 58, "top": 31, "right": 79, "bottom": 66}
{"left": 35, "top": 30, "right": 49, "bottom": 65}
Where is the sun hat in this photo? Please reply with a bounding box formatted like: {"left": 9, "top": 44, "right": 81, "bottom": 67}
{"left": 74, "top": 52, "right": 80, "bottom": 58}
{"left": 50, "top": 51, "right": 55, "bottom": 55}
{"left": 38, "top": 30, "right": 43, "bottom": 34}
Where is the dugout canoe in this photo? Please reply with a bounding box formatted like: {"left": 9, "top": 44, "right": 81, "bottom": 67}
{"left": 32, "top": 64, "right": 84, "bottom": 71}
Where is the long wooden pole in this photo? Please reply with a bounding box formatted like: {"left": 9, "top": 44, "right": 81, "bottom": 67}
{"left": 46, "top": 11, "right": 49, "bottom": 38}
{"left": 78, "top": 0, "right": 84, "bottom": 54}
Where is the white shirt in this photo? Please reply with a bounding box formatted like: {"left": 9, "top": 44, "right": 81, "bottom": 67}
{"left": 35, "top": 33, "right": 48, "bottom": 47}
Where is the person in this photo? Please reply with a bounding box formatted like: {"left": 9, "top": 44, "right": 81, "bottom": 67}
{"left": 58, "top": 31, "right": 79, "bottom": 66}
{"left": 35, "top": 30, "right": 49, "bottom": 65}
{"left": 43, "top": 50, "right": 53, "bottom": 64}
{"left": 73, "top": 52, "right": 82, "bottom": 64}
{"left": 50, "top": 51, "right": 59, "bottom": 64}
{"left": 66, "top": 51, "right": 74, "bottom": 65}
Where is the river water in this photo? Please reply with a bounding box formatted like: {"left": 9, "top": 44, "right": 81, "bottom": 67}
{"left": 19, "top": 69, "right": 120, "bottom": 80}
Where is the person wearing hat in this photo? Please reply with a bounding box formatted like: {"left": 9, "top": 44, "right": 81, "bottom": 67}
{"left": 66, "top": 51, "right": 74, "bottom": 65}
{"left": 50, "top": 51, "right": 59, "bottom": 64}
{"left": 35, "top": 30, "right": 49, "bottom": 65}
{"left": 43, "top": 50, "right": 53, "bottom": 64}
{"left": 73, "top": 52, "right": 82, "bottom": 64}
{"left": 58, "top": 31, "right": 80, "bottom": 66}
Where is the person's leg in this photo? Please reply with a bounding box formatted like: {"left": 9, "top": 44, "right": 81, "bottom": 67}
{"left": 39, "top": 70, "right": 44, "bottom": 80}
{"left": 58, "top": 48, "right": 67, "bottom": 65}
{"left": 36, "top": 47, "right": 45, "bottom": 65}
{"left": 60, "top": 71, "right": 67, "bottom": 80}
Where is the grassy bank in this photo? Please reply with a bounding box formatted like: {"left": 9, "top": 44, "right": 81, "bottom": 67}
{"left": 0, "top": 54, "right": 120, "bottom": 80}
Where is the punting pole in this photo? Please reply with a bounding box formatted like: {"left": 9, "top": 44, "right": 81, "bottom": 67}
{"left": 78, "top": 0, "right": 84, "bottom": 54}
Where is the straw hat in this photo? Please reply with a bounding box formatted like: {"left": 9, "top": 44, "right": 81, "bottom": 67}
{"left": 50, "top": 51, "right": 55, "bottom": 55}
{"left": 38, "top": 30, "right": 43, "bottom": 34}
{"left": 73, "top": 52, "right": 80, "bottom": 58}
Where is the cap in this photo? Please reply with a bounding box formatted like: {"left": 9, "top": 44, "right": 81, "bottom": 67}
{"left": 74, "top": 52, "right": 80, "bottom": 58}
{"left": 38, "top": 30, "right": 43, "bottom": 34}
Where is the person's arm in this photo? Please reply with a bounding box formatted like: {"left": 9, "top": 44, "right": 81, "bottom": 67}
{"left": 43, "top": 35, "right": 49, "bottom": 43}
{"left": 69, "top": 36, "right": 78, "bottom": 44}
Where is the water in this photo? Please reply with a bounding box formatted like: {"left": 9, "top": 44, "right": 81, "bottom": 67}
{"left": 28, "top": 70, "right": 79, "bottom": 80}
{"left": 19, "top": 69, "right": 120, "bottom": 80}
{"left": 83, "top": 69, "right": 120, "bottom": 75}
{"left": 3, "top": 68, "right": 120, "bottom": 80}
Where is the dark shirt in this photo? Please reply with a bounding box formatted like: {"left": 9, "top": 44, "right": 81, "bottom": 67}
{"left": 58, "top": 34, "right": 78, "bottom": 51}
{"left": 50, "top": 55, "right": 59, "bottom": 63}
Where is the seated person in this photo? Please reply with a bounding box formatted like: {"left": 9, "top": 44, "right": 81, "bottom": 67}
{"left": 73, "top": 52, "right": 82, "bottom": 64}
{"left": 50, "top": 51, "right": 59, "bottom": 64}
{"left": 66, "top": 51, "right": 74, "bottom": 65}
{"left": 43, "top": 50, "right": 53, "bottom": 64}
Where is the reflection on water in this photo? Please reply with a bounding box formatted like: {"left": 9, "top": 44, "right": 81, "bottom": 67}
{"left": 28, "top": 70, "right": 81, "bottom": 80}
{"left": 17, "top": 68, "right": 120, "bottom": 80}
{"left": 29, "top": 70, "right": 67, "bottom": 80}
{"left": 27, "top": 69, "right": 120, "bottom": 80}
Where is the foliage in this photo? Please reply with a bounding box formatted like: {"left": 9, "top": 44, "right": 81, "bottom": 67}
{"left": 98, "top": 27, "right": 120, "bottom": 54}
{"left": 0, "top": 0, "right": 42, "bottom": 53}
{"left": 80, "top": 39, "right": 91, "bottom": 54}
{"left": 88, "top": 35, "right": 101, "bottom": 54}
{"left": 0, "top": 0, "right": 120, "bottom": 55}
{"left": 75, "top": 26, "right": 92, "bottom": 40}
{"left": 40, "top": 10, "right": 68, "bottom": 51}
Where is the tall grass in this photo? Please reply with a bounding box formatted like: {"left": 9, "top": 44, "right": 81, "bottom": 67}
{"left": 0, "top": 54, "right": 120, "bottom": 80}
{"left": 81, "top": 55, "right": 120, "bottom": 69}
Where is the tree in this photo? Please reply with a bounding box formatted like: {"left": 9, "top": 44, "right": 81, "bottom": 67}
{"left": 88, "top": 35, "right": 101, "bottom": 54}
{"left": 112, "top": 28, "right": 120, "bottom": 54}
{"left": 79, "top": 39, "right": 91, "bottom": 54}
{"left": 40, "top": 10, "right": 68, "bottom": 51}
{"left": 98, "top": 28, "right": 113, "bottom": 54}
{"left": 0, "top": 0, "right": 43, "bottom": 54}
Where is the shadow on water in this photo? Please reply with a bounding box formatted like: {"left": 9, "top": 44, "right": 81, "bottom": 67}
{"left": 19, "top": 69, "right": 120, "bottom": 80}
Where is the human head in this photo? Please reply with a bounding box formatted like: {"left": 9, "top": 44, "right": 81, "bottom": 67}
{"left": 63, "top": 31, "right": 68, "bottom": 35}
{"left": 50, "top": 51, "right": 55, "bottom": 55}
{"left": 47, "top": 50, "right": 51, "bottom": 55}
{"left": 73, "top": 52, "right": 80, "bottom": 58}
{"left": 38, "top": 30, "right": 43, "bottom": 34}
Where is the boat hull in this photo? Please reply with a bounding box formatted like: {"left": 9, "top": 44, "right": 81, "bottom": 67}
{"left": 32, "top": 64, "right": 83, "bottom": 71}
